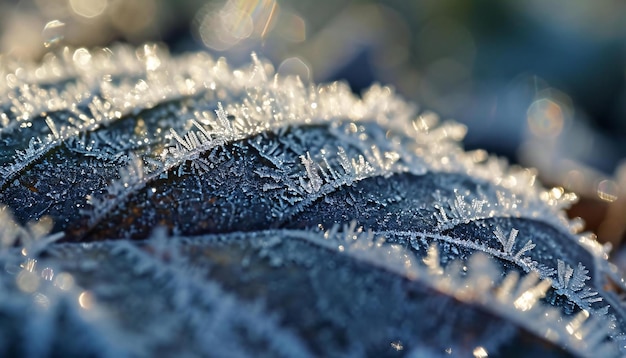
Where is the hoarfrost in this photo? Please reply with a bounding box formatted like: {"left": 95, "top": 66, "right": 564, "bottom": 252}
{"left": 0, "top": 44, "right": 624, "bottom": 357}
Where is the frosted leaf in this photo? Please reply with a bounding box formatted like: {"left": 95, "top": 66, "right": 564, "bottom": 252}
{"left": 0, "top": 44, "right": 625, "bottom": 357}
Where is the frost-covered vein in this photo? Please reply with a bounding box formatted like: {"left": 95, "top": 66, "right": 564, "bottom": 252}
{"left": 385, "top": 230, "right": 537, "bottom": 271}
{"left": 432, "top": 186, "right": 585, "bottom": 243}
{"left": 167, "top": 225, "right": 624, "bottom": 349}
{"left": 300, "top": 226, "right": 618, "bottom": 352}
{"left": 381, "top": 229, "right": 612, "bottom": 319}
{"left": 86, "top": 102, "right": 296, "bottom": 228}
{"left": 263, "top": 141, "right": 405, "bottom": 223}
{"left": 0, "top": 89, "right": 212, "bottom": 189}
{"left": 0, "top": 47, "right": 268, "bottom": 187}
{"left": 275, "top": 164, "right": 405, "bottom": 226}
{"left": 175, "top": 229, "right": 619, "bottom": 357}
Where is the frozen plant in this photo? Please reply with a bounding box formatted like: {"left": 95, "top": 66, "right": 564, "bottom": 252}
{"left": 0, "top": 44, "right": 625, "bottom": 357}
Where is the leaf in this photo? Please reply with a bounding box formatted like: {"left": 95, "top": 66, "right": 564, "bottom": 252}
{"left": 0, "top": 44, "right": 623, "bottom": 358}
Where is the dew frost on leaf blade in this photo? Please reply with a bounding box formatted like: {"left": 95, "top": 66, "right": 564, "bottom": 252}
{"left": 0, "top": 44, "right": 625, "bottom": 357}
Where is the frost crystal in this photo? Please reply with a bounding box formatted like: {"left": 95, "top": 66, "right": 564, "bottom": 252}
{"left": 0, "top": 44, "right": 625, "bottom": 357}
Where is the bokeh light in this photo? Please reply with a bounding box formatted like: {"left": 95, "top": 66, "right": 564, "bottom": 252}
{"left": 195, "top": 0, "right": 278, "bottom": 51}
{"left": 527, "top": 99, "right": 565, "bottom": 138}
{"left": 69, "top": 0, "right": 108, "bottom": 19}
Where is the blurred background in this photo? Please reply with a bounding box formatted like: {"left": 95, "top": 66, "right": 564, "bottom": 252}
{"left": 1, "top": 0, "right": 625, "bottom": 253}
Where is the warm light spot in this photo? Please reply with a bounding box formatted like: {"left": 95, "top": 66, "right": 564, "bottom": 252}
{"left": 390, "top": 341, "right": 404, "bottom": 351}
{"left": 53, "top": 272, "right": 75, "bottom": 290}
{"left": 138, "top": 44, "right": 161, "bottom": 71}
{"left": 70, "top": 0, "right": 108, "bottom": 18}
{"left": 73, "top": 48, "right": 92, "bottom": 66}
{"left": 22, "top": 258, "right": 37, "bottom": 272}
{"left": 550, "top": 187, "right": 564, "bottom": 200}
{"left": 513, "top": 291, "right": 536, "bottom": 311}
{"left": 527, "top": 98, "right": 564, "bottom": 138}
{"left": 412, "top": 111, "right": 439, "bottom": 132}
{"left": 597, "top": 179, "right": 619, "bottom": 202}
{"left": 16, "top": 271, "right": 40, "bottom": 293}
{"left": 197, "top": 0, "right": 272, "bottom": 50}
{"left": 78, "top": 291, "right": 94, "bottom": 309}
{"left": 565, "top": 308, "right": 590, "bottom": 339}
{"left": 470, "top": 149, "right": 488, "bottom": 163}
{"left": 473, "top": 346, "right": 488, "bottom": 358}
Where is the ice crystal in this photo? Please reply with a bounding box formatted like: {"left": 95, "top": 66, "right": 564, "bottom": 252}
{"left": 493, "top": 227, "right": 536, "bottom": 260}
{"left": 0, "top": 44, "right": 625, "bottom": 357}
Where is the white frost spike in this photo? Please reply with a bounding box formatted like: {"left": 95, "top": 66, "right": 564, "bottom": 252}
{"left": 170, "top": 128, "right": 192, "bottom": 151}
{"left": 494, "top": 227, "right": 518, "bottom": 254}
{"left": 570, "top": 262, "right": 590, "bottom": 291}
{"left": 491, "top": 227, "right": 535, "bottom": 259}
{"left": 45, "top": 116, "right": 60, "bottom": 139}
{"left": 300, "top": 152, "right": 322, "bottom": 193}
{"left": 215, "top": 102, "right": 233, "bottom": 137}
{"left": 513, "top": 239, "right": 536, "bottom": 260}
{"left": 191, "top": 119, "right": 212, "bottom": 142}
{"left": 557, "top": 260, "right": 574, "bottom": 290}
{"left": 336, "top": 146, "right": 353, "bottom": 176}
{"left": 169, "top": 119, "right": 217, "bottom": 155}
{"left": 433, "top": 189, "right": 490, "bottom": 230}
{"left": 556, "top": 259, "right": 590, "bottom": 292}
